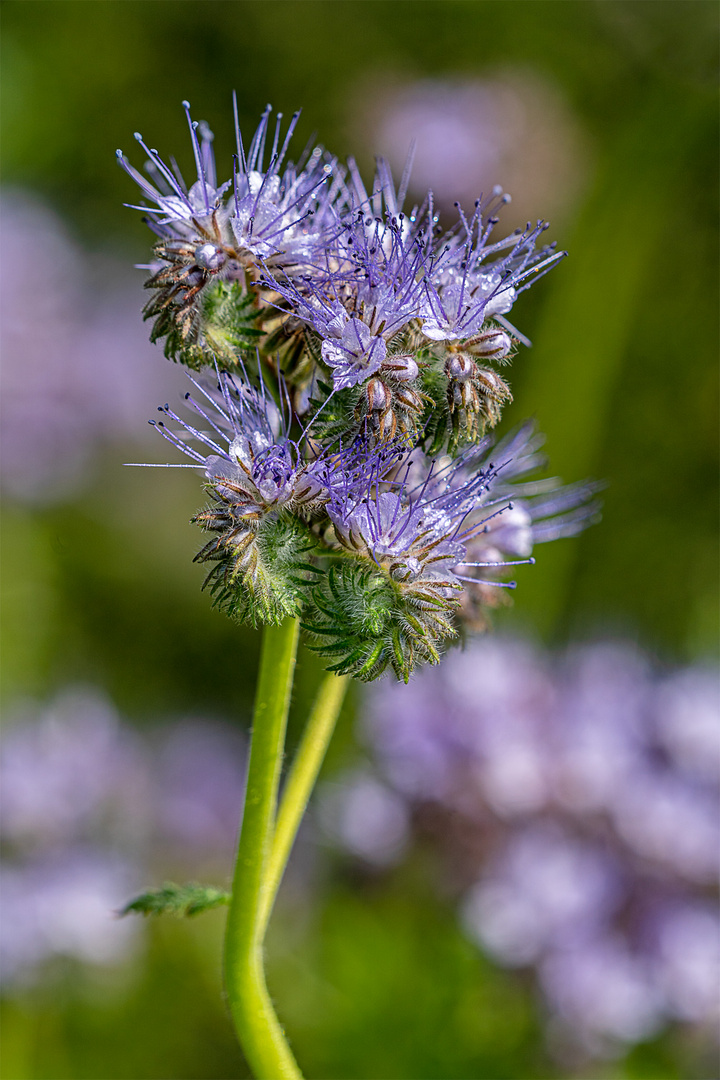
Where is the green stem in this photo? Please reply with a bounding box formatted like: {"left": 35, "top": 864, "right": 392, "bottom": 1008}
{"left": 224, "top": 617, "right": 301, "bottom": 1080}
{"left": 259, "top": 671, "right": 350, "bottom": 937}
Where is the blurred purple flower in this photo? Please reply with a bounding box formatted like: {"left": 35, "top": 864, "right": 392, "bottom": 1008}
{"left": 153, "top": 719, "right": 246, "bottom": 861}
{"left": 540, "top": 936, "right": 665, "bottom": 1049}
{"left": 0, "top": 687, "right": 249, "bottom": 987}
{"left": 461, "top": 822, "right": 622, "bottom": 966}
{"left": 321, "top": 637, "right": 720, "bottom": 1055}
{"left": 0, "top": 191, "right": 186, "bottom": 503}
{"left": 0, "top": 850, "right": 140, "bottom": 987}
{"left": 317, "top": 768, "right": 410, "bottom": 867}
{"left": 353, "top": 72, "right": 590, "bottom": 227}
{"left": 0, "top": 687, "right": 147, "bottom": 851}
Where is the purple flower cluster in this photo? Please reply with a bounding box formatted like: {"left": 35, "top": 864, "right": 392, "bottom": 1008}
{"left": 153, "top": 371, "right": 597, "bottom": 668}
{"left": 322, "top": 420, "right": 598, "bottom": 613}
{"left": 119, "top": 100, "right": 561, "bottom": 405}
{"left": 118, "top": 102, "right": 340, "bottom": 270}
{"left": 321, "top": 638, "right": 720, "bottom": 1056}
{"left": 262, "top": 179, "right": 563, "bottom": 398}
{"left": 152, "top": 369, "right": 362, "bottom": 521}
{"left": 121, "top": 99, "right": 597, "bottom": 676}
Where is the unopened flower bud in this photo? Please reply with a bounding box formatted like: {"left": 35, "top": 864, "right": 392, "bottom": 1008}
{"left": 366, "top": 378, "right": 390, "bottom": 411}
{"left": 445, "top": 354, "right": 476, "bottom": 382}
{"left": 475, "top": 369, "right": 506, "bottom": 395}
{"left": 378, "top": 409, "right": 397, "bottom": 439}
{"left": 186, "top": 266, "right": 206, "bottom": 286}
{"left": 383, "top": 354, "right": 419, "bottom": 382}
{"left": 395, "top": 387, "right": 424, "bottom": 414}
{"left": 390, "top": 557, "right": 422, "bottom": 582}
{"left": 195, "top": 244, "right": 227, "bottom": 271}
{"left": 471, "top": 329, "right": 512, "bottom": 359}
{"left": 293, "top": 474, "right": 325, "bottom": 505}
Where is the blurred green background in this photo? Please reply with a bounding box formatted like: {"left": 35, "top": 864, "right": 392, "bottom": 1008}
{"left": 1, "top": 1, "right": 717, "bottom": 1078}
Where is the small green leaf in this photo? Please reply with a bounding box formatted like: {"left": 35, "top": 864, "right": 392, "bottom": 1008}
{"left": 120, "top": 882, "right": 230, "bottom": 919}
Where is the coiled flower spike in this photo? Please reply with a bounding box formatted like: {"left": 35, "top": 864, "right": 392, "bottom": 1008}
{"left": 302, "top": 430, "right": 598, "bottom": 681}
{"left": 151, "top": 370, "right": 334, "bottom": 625}
{"left": 117, "top": 100, "right": 342, "bottom": 369}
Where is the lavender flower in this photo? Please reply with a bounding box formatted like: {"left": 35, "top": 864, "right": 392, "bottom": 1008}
{"left": 329, "top": 421, "right": 596, "bottom": 595}
{"left": 0, "top": 687, "right": 252, "bottom": 988}
{"left": 146, "top": 368, "right": 395, "bottom": 626}
{"left": 155, "top": 371, "right": 332, "bottom": 517}
{"left": 321, "top": 318, "right": 388, "bottom": 390}
{"left": 117, "top": 101, "right": 337, "bottom": 268}
{"left": 357, "top": 74, "right": 588, "bottom": 224}
{"left": 117, "top": 101, "right": 342, "bottom": 368}
{"left": 144, "top": 351, "right": 596, "bottom": 675}
{"left": 258, "top": 168, "right": 562, "bottom": 445}
{"left": 120, "top": 98, "right": 569, "bottom": 446}
{"left": 329, "top": 638, "right": 720, "bottom": 1055}
{"left": 419, "top": 210, "right": 564, "bottom": 344}
{"left": 301, "top": 424, "right": 595, "bottom": 680}
{"left": 0, "top": 192, "right": 186, "bottom": 504}
{"left": 0, "top": 850, "right": 140, "bottom": 987}
{"left": 261, "top": 202, "right": 428, "bottom": 400}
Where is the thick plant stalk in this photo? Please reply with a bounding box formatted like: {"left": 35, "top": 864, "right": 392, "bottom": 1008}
{"left": 224, "top": 617, "right": 302, "bottom": 1080}
{"left": 259, "top": 671, "right": 350, "bottom": 936}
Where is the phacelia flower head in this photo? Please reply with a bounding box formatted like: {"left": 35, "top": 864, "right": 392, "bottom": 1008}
{"left": 118, "top": 100, "right": 343, "bottom": 369}
{"left": 126, "top": 95, "right": 598, "bottom": 678}
{"left": 149, "top": 369, "right": 339, "bottom": 625}
{"left": 419, "top": 199, "right": 566, "bottom": 343}
{"left": 302, "top": 422, "right": 598, "bottom": 681}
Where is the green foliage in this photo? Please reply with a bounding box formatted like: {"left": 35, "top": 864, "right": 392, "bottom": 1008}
{"left": 269, "top": 880, "right": 550, "bottom": 1080}
{"left": 419, "top": 352, "right": 508, "bottom": 455}
{"left": 419, "top": 357, "right": 455, "bottom": 455}
{"left": 120, "top": 882, "right": 230, "bottom": 919}
{"left": 305, "top": 380, "right": 365, "bottom": 444}
{"left": 146, "top": 278, "right": 263, "bottom": 370}
{"left": 304, "top": 560, "right": 459, "bottom": 682}
{"left": 199, "top": 515, "right": 319, "bottom": 628}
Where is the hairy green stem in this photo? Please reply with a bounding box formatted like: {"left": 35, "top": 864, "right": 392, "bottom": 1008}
{"left": 224, "top": 617, "right": 301, "bottom": 1080}
{"left": 259, "top": 671, "right": 350, "bottom": 936}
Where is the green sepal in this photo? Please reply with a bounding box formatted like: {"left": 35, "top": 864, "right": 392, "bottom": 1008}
{"left": 304, "top": 558, "right": 459, "bottom": 682}
{"left": 305, "top": 383, "right": 365, "bottom": 444}
{"left": 120, "top": 882, "right": 230, "bottom": 918}
{"left": 145, "top": 278, "right": 262, "bottom": 370}
{"left": 418, "top": 358, "right": 457, "bottom": 456}
{"left": 200, "top": 515, "right": 317, "bottom": 627}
